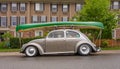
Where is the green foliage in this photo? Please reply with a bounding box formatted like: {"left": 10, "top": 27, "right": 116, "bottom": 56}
{"left": 2, "top": 32, "right": 13, "bottom": 40}
{"left": 74, "top": 0, "right": 117, "bottom": 39}
{"left": 101, "top": 40, "right": 109, "bottom": 48}
{"left": 1, "top": 32, "right": 13, "bottom": 47}
{"left": 10, "top": 37, "right": 43, "bottom": 48}
{"left": 10, "top": 38, "right": 20, "bottom": 48}
{"left": 0, "top": 42, "right": 6, "bottom": 49}
{"left": 80, "top": 29, "right": 100, "bottom": 41}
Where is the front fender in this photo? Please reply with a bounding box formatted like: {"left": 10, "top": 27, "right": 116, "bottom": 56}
{"left": 75, "top": 41, "right": 97, "bottom": 53}
{"left": 20, "top": 43, "right": 44, "bottom": 55}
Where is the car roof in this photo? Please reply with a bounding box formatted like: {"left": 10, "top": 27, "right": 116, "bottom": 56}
{"left": 51, "top": 29, "right": 80, "bottom": 32}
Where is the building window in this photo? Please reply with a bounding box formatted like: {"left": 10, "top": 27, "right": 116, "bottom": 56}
{"left": 20, "top": 16, "right": 26, "bottom": 24}
{"left": 35, "top": 30, "right": 43, "bottom": 37}
{"left": 41, "top": 16, "right": 47, "bottom": 23}
{"left": 0, "top": 16, "right": 7, "bottom": 27}
{"left": 51, "top": 16, "right": 57, "bottom": 22}
{"left": 113, "top": 1, "right": 119, "bottom": 9}
{"left": 11, "top": 16, "right": 18, "bottom": 26}
{"left": 51, "top": 4, "right": 57, "bottom": 12}
{"left": 32, "top": 16, "right": 38, "bottom": 23}
{"left": 35, "top": 3, "right": 44, "bottom": 11}
{"left": 1, "top": 3, "right": 7, "bottom": 12}
{"left": 62, "top": 17, "right": 68, "bottom": 21}
{"left": 62, "top": 4, "right": 69, "bottom": 12}
{"left": 20, "top": 3, "right": 26, "bottom": 12}
{"left": 76, "top": 4, "right": 82, "bottom": 12}
{"left": 11, "top": 3, "right": 17, "bottom": 12}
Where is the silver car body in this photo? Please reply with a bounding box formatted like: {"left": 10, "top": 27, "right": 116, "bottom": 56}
{"left": 20, "top": 29, "right": 100, "bottom": 55}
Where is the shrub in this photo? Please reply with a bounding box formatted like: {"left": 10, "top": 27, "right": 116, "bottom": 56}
{"left": 1, "top": 32, "right": 13, "bottom": 48}
{"left": 10, "top": 38, "right": 20, "bottom": 48}
{"left": 10, "top": 36, "right": 43, "bottom": 48}
{"left": 101, "top": 40, "right": 109, "bottom": 48}
{"left": 0, "top": 42, "right": 6, "bottom": 49}
{"left": 0, "top": 41, "right": 12, "bottom": 49}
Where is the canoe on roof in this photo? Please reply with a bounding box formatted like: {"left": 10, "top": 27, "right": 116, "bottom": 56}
{"left": 16, "top": 21, "right": 104, "bottom": 32}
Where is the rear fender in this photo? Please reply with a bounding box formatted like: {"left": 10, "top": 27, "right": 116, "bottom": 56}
{"left": 75, "top": 41, "right": 97, "bottom": 53}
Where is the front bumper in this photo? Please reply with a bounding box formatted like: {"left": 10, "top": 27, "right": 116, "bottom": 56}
{"left": 20, "top": 49, "right": 24, "bottom": 53}
{"left": 20, "top": 44, "right": 27, "bottom": 53}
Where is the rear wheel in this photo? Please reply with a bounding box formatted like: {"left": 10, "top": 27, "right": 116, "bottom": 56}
{"left": 25, "top": 46, "right": 38, "bottom": 57}
{"left": 78, "top": 44, "right": 91, "bottom": 56}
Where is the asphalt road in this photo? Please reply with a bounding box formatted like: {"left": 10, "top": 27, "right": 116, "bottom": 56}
{"left": 0, "top": 54, "right": 120, "bottom": 69}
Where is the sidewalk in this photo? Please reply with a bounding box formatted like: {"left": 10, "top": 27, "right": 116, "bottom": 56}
{"left": 0, "top": 50, "right": 120, "bottom": 56}
{"left": 0, "top": 52, "right": 23, "bottom": 57}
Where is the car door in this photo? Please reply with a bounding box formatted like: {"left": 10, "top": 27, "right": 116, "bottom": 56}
{"left": 45, "top": 31, "right": 66, "bottom": 52}
{"left": 65, "top": 30, "right": 81, "bottom": 51}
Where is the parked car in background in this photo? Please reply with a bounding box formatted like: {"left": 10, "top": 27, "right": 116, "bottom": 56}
{"left": 20, "top": 29, "right": 100, "bottom": 57}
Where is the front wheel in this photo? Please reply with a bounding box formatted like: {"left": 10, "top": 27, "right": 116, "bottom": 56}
{"left": 78, "top": 44, "right": 91, "bottom": 56}
{"left": 25, "top": 46, "right": 38, "bottom": 57}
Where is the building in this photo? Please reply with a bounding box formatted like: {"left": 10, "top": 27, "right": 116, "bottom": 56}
{"left": 0, "top": 0, "right": 84, "bottom": 40}
{"left": 111, "top": 0, "right": 120, "bottom": 39}
{"left": 0, "top": 0, "right": 120, "bottom": 40}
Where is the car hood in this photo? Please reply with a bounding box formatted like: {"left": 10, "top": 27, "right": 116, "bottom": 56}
{"left": 29, "top": 38, "right": 45, "bottom": 43}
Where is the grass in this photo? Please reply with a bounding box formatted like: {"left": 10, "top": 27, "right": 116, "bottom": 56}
{"left": 0, "top": 48, "right": 20, "bottom": 52}
{"left": 0, "top": 41, "right": 20, "bottom": 52}
{"left": 102, "top": 47, "right": 120, "bottom": 50}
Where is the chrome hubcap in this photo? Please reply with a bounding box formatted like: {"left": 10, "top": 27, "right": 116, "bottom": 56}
{"left": 28, "top": 48, "right": 35, "bottom": 54}
{"left": 81, "top": 47, "right": 87, "bottom": 52}
{"left": 26, "top": 46, "right": 36, "bottom": 56}
{"left": 80, "top": 45, "right": 90, "bottom": 54}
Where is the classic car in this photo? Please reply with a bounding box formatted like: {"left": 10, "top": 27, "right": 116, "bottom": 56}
{"left": 20, "top": 29, "right": 100, "bottom": 57}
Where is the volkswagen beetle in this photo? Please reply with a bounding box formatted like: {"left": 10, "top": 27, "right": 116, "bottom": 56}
{"left": 20, "top": 29, "right": 100, "bottom": 57}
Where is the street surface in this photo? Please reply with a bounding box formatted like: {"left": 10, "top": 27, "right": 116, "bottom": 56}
{"left": 0, "top": 53, "right": 120, "bottom": 69}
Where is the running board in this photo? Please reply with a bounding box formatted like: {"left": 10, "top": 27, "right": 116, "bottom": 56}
{"left": 43, "top": 51, "right": 75, "bottom": 55}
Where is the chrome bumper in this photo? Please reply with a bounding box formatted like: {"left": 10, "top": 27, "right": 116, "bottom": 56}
{"left": 20, "top": 44, "right": 26, "bottom": 53}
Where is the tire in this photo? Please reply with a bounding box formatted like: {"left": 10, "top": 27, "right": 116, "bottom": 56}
{"left": 78, "top": 44, "right": 91, "bottom": 56}
{"left": 25, "top": 46, "right": 38, "bottom": 57}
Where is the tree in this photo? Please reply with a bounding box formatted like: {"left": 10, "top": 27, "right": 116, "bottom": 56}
{"left": 2, "top": 32, "right": 13, "bottom": 47}
{"left": 74, "top": 0, "right": 117, "bottom": 39}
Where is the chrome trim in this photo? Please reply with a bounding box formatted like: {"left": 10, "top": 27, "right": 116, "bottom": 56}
{"left": 43, "top": 51, "right": 75, "bottom": 55}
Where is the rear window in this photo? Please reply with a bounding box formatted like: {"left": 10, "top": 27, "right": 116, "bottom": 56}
{"left": 66, "top": 31, "right": 80, "bottom": 38}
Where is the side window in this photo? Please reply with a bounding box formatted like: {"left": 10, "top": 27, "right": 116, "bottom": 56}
{"left": 66, "top": 31, "right": 80, "bottom": 38}
{"left": 48, "top": 31, "right": 64, "bottom": 38}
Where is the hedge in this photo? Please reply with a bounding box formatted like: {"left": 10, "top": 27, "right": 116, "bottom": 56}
{"left": 10, "top": 36, "right": 43, "bottom": 48}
